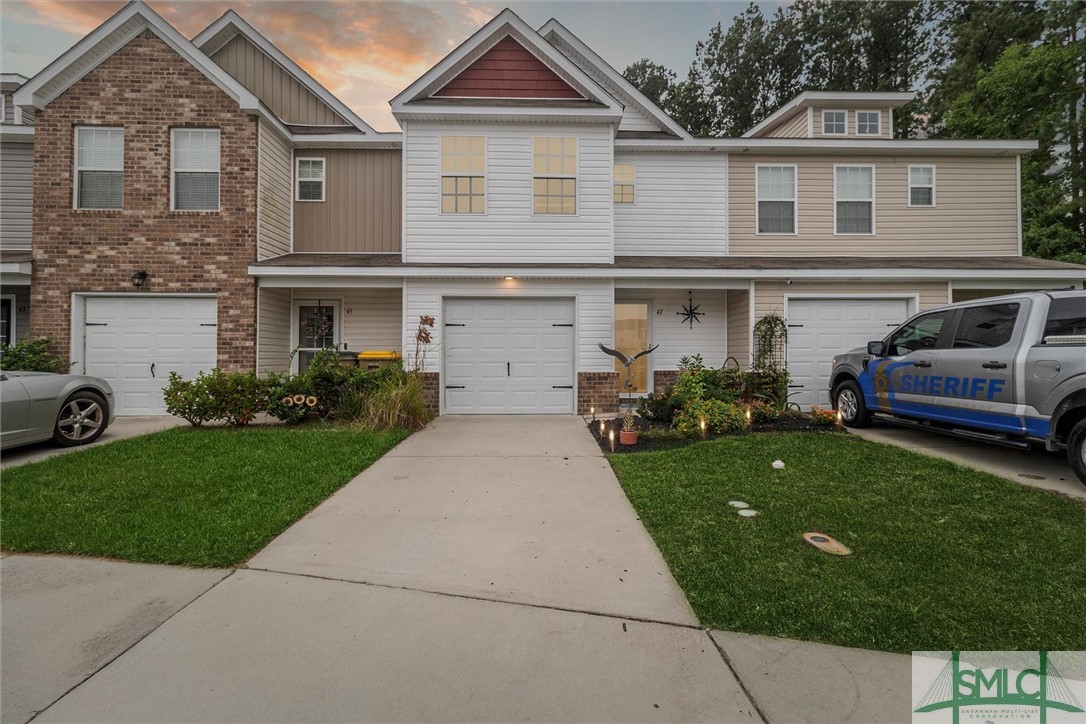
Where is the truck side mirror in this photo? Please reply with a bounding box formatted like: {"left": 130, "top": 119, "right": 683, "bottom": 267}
{"left": 867, "top": 340, "right": 888, "bottom": 356}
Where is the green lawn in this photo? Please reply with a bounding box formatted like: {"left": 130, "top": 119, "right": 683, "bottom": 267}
{"left": 608, "top": 432, "right": 1086, "bottom": 653}
{"left": 1, "top": 425, "right": 406, "bottom": 567}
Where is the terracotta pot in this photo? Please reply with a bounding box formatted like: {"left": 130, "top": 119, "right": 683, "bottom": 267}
{"left": 619, "top": 429, "right": 638, "bottom": 446}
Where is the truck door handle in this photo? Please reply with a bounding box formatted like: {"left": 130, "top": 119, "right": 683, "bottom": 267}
{"left": 913, "top": 361, "right": 932, "bottom": 368}
{"left": 982, "top": 361, "right": 1008, "bottom": 370}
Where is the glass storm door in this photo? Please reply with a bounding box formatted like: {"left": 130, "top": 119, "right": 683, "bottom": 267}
{"left": 296, "top": 302, "right": 339, "bottom": 372}
{"left": 615, "top": 302, "right": 650, "bottom": 394}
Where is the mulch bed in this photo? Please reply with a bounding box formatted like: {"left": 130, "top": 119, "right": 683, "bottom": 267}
{"left": 586, "top": 413, "right": 843, "bottom": 454}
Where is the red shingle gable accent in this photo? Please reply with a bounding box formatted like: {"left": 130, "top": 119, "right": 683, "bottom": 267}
{"left": 433, "top": 36, "right": 583, "bottom": 99}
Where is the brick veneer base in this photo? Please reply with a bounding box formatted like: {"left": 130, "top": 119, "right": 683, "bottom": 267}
{"left": 653, "top": 370, "right": 679, "bottom": 394}
{"left": 420, "top": 372, "right": 440, "bottom": 413}
{"left": 577, "top": 371, "right": 620, "bottom": 415}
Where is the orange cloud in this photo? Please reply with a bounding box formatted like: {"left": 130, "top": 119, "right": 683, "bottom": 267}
{"left": 9, "top": 0, "right": 496, "bottom": 131}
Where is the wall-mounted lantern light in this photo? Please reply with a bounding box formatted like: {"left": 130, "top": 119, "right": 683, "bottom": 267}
{"left": 131, "top": 270, "right": 149, "bottom": 288}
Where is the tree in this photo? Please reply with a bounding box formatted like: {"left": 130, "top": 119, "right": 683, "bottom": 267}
{"left": 622, "top": 59, "right": 676, "bottom": 110}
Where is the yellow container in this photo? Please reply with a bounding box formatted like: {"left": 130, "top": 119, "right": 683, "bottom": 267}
{"left": 357, "top": 350, "right": 402, "bottom": 369}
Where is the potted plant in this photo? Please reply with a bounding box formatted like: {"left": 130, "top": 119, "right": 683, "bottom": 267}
{"left": 619, "top": 408, "right": 638, "bottom": 445}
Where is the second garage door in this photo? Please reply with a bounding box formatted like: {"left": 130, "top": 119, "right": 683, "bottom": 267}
{"left": 444, "top": 298, "right": 575, "bottom": 414}
{"left": 83, "top": 296, "right": 218, "bottom": 415}
{"left": 787, "top": 297, "right": 911, "bottom": 408}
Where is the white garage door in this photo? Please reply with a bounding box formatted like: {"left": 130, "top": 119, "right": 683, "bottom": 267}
{"left": 444, "top": 298, "right": 575, "bottom": 414}
{"left": 83, "top": 296, "right": 217, "bottom": 415}
{"left": 787, "top": 297, "right": 910, "bottom": 408}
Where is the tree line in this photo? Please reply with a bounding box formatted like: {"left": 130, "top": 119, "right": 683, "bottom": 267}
{"left": 623, "top": 1, "right": 1085, "bottom": 262}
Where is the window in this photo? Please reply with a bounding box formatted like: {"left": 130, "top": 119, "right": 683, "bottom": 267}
{"left": 951, "top": 303, "right": 1020, "bottom": 349}
{"left": 835, "top": 165, "right": 874, "bottom": 234}
{"left": 856, "top": 111, "right": 881, "bottom": 135}
{"left": 887, "top": 310, "right": 952, "bottom": 356}
{"left": 822, "top": 110, "right": 846, "bottom": 135}
{"left": 296, "top": 158, "right": 325, "bottom": 202}
{"left": 908, "top": 165, "right": 935, "bottom": 207}
{"left": 1043, "top": 296, "right": 1086, "bottom": 340}
{"left": 172, "top": 129, "right": 220, "bottom": 211}
{"left": 756, "top": 165, "right": 796, "bottom": 234}
{"left": 533, "top": 137, "right": 576, "bottom": 214}
{"left": 440, "top": 136, "right": 485, "bottom": 213}
{"left": 75, "top": 127, "right": 123, "bottom": 209}
{"left": 614, "top": 164, "right": 636, "bottom": 204}
{"left": 295, "top": 302, "right": 339, "bottom": 372}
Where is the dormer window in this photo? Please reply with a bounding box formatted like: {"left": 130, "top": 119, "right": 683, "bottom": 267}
{"left": 441, "top": 136, "right": 485, "bottom": 214}
{"left": 856, "top": 111, "right": 881, "bottom": 135}
{"left": 822, "top": 110, "right": 847, "bottom": 135}
{"left": 533, "top": 137, "right": 577, "bottom": 215}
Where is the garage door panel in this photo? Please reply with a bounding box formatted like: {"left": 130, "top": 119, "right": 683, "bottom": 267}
{"left": 788, "top": 298, "right": 909, "bottom": 409}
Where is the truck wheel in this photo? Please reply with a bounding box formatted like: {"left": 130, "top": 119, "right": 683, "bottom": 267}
{"left": 833, "top": 380, "right": 872, "bottom": 428}
{"left": 1067, "top": 417, "right": 1086, "bottom": 487}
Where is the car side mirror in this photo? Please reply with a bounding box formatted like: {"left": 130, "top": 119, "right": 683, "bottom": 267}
{"left": 867, "top": 340, "right": 888, "bottom": 356}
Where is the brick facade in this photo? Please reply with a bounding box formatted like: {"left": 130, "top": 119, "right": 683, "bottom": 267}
{"left": 30, "top": 31, "right": 259, "bottom": 371}
{"left": 577, "top": 371, "right": 620, "bottom": 415}
{"left": 653, "top": 370, "right": 679, "bottom": 394}
{"left": 420, "top": 371, "right": 440, "bottom": 413}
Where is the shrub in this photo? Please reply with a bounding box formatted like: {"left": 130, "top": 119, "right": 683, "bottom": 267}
{"left": 748, "top": 399, "right": 782, "bottom": 424}
{"left": 0, "top": 337, "right": 69, "bottom": 374}
{"left": 199, "top": 369, "right": 268, "bottom": 426}
{"left": 808, "top": 405, "right": 840, "bottom": 427}
{"left": 163, "top": 372, "right": 221, "bottom": 427}
{"left": 637, "top": 387, "right": 685, "bottom": 423}
{"left": 264, "top": 370, "right": 312, "bottom": 425}
{"left": 674, "top": 399, "right": 749, "bottom": 436}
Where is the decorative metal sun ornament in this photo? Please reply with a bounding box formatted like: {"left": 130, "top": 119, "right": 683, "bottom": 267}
{"left": 677, "top": 290, "right": 704, "bottom": 328}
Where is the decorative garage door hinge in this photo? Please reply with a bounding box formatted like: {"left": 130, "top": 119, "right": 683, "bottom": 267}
{"left": 200, "top": 323, "right": 217, "bottom": 327}
{"left": 445, "top": 385, "right": 466, "bottom": 389}
{"left": 85, "top": 322, "right": 108, "bottom": 326}
{"left": 552, "top": 323, "right": 573, "bottom": 327}
{"left": 445, "top": 323, "right": 466, "bottom": 327}
{"left": 787, "top": 324, "right": 804, "bottom": 328}
{"left": 552, "top": 385, "right": 573, "bottom": 389}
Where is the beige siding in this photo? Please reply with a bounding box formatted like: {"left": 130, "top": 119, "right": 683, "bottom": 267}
{"left": 293, "top": 149, "right": 402, "bottom": 253}
{"left": 812, "top": 107, "right": 892, "bottom": 139}
{"left": 726, "top": 289, "right": 750, "bottom": 368}
{"left": 211, "top": 35, "right": 348, "bottom": 127}
{"left": 729, "top": 154, "right": 1019, "bottom": 257}
{"left": 341, "top": 289, "right": 403, "bottom": 351}
{"left": 257, "top": 287, "right": 291, "bottom": 374}
{"left": 754, "top": 281, "right": 949, "bottom": 327}
{"left": 765, "top": 112, "right": 809, "bottom": 139}
{"left": 0, "top": 141, "right": 33, "bottom": 249}
{"left": 257, "top": 120, "right": 291, "bottom": 259}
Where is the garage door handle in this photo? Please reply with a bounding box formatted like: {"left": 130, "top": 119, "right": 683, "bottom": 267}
{"left": 982, "top": 361, "right": 1007, "bottom": 370}
{"left": 507, "top": 362, "right": 510, "bottom": 377}
{"left": 913, "top": 361, "right": 932, "bottom": 368}
{"left": 150, "top": 362, "right": 156, "bottom": 378}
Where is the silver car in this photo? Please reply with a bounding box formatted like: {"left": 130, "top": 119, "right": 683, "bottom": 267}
{"left": 0, "top": 371, "right": 116, "bottom": 450}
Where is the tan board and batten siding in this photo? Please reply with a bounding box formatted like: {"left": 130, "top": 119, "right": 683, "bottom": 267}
{"left": 614, "top": 153, "right": 726, "bottom": 255}
{"left": 811, "top": 107, "right": 892, "bottom": 139}
{"left": 256, "top": 120, "right": 291, "bottom": 260}
{"left": 729, "top": 155, "right": 1019, "bottom": 256}
{"left": 256, "top": 287, "right": 291, "bottom": 374}
{"left": 211, "top": 34, "right": 348, "bottom": 127}
{"left": 292, "top": 149, "right": 402, "bottom": 253}
{"left": 0, "top": 141, "right": 32, "bottom": 249}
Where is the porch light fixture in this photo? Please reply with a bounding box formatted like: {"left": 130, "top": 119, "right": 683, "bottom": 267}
{"left": 131, "top": 270, "right": 149, "bottom": 288}
{"left": 504, "top": 276, "right": 515, "bottom": 281}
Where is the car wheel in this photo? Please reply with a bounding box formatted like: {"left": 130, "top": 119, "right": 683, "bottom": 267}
{"left": 833, "top": 380, "right": 872, "bottom": 428}
{"left": 52, "top": 390, "right": 109, "bottom": 447}
{"left": 1067, "top": 417, "right": 1086, "bottom": 487}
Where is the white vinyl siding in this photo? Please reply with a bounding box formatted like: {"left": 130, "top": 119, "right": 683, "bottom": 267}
{"left": 613, "top": 152, "right": 727, "bottom": 256}
{"left": 172, "top": 129, "right": 220, "bottom": 211}
{"left": 296, "top": 157, "right": 325, "bottom": 202}
{"left": 613, "top": 163, "right": 635, "bottom": 204}
{"left": 403, "top": 122, "right": 613, "bottom": 264}
{"left": 909, "top": 165, "right": 935, "bottom": 207}
{"left": 756, "top": 164, "right": 797, "bottom": 234}
{"left": 822, "top": 110, "right": 846, "bottom": 135}
{"left": 834, "top": 165, "right": 875, "bottom": 234}
{"left": 856, "top": 110, "right": 881, "bottom": 136}
{"left": 533, "top": 137, "right": 577, "bottom": 215}
{"left": 440, "top": 136, "right": 485, "bottom": 214}
{"left": 74, "top": 127, "right": 123, "bottom": 210}
{"left": 616, "top": 289, "right": 728, "bottom": 373}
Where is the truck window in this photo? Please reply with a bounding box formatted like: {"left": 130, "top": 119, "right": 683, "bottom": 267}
{"left": 887, "top": 310, "right": 951, "bottom": 355}
{"left": 952, "top": 303, "right": 1020, "bottom": 349}
{"left": 1044, "top": 297, "right": 1086, "bottom": 339}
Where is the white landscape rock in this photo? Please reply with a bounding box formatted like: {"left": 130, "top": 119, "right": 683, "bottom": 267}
{"left": 771, "top": 460, "right": 785, "bottom": 469}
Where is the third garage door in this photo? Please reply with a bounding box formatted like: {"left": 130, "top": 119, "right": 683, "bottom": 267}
{"left": 443, "top": 298, "right": 574, "bottom": 414}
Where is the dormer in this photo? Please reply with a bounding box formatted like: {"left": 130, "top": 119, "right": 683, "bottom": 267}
{"left": 743, "top": 91, "right": 914, "bottom": 140}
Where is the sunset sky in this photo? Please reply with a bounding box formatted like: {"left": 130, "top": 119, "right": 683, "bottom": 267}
{"left": 0, "top": 1, "right": 770, "bottom": 131}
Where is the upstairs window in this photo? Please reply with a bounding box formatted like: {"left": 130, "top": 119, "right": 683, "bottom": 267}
{"left": 172, "top": 129, "right": 220, "bottom": 211}
{"left": 533, "top": 137, "right": 576, "bottom": 215}
{"left": 440, "top": 136, "right": 485, "bottom": 213}
{"left": 75, "top": 127, "right": 123, "bottom": 209}
{"left": 835, "top": 165, "right": 875, "bottom": 234}
{"left": 822, "top": 110, "right": 846, "bottom": 135}
{"left": 613, "top": 164, "right": 636, "bottom": 204}
{"left": 296, "top": 158, "right": 326, "bottom": 202}
{"left": 756, "top": 165, "right": 796, "bottom": 234}
{"left": 856, "top": 111, "right": 881, "bottom": 135}
{"left": 908, "top": 165, "right": 935, "bottom": 207}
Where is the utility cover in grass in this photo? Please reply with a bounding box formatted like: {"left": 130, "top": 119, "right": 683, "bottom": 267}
{"left": 803, "top": 532, "right": 852, "bottom": 556}
{"left": 728, "top": 501, "right": 749, "bottom": 509}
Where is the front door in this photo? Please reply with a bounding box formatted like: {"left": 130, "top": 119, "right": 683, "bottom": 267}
{"left": 295, "top": 301, "right": 340, "bottom": 372}
{"left": 614, "top": 302, "right": 650, "bottom": 396}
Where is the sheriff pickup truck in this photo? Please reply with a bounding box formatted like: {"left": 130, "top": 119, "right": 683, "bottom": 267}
{"left": 829, "top": 291, "right": 1086, "bottom": 485}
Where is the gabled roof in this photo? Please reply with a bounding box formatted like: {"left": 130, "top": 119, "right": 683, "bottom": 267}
{"left": 193, "top": 10, "right": 378, "bottom": 135}
{"left": 743, "top": 90, "right": 916, "bottom": 138}
{"left": 12, "top": 1, "right": 261, "bottom": 116}
{"left": 391, "top": 8, "right": 623, "bottom": 122}
{"left": 538, "top": 19, "right": 690, "bottom": 140}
